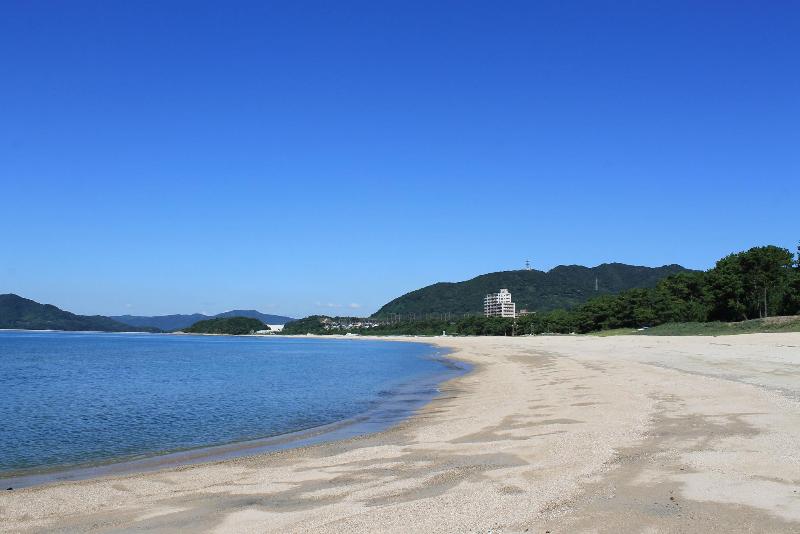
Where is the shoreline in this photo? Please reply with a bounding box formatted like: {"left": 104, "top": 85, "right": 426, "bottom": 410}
{"left": 0, "top": 335, "right": 468, "bottom": 490}
{"left": 3, "top": 333, "right": 800, "bottom": 532}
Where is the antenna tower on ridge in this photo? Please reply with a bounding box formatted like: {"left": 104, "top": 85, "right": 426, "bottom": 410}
{"left": 525, "top": 260, "right": 531, "bottom": 271}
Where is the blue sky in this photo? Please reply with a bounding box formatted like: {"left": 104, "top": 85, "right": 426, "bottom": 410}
{"left": 1, "top": 1, "right": 798, "bottom": 317}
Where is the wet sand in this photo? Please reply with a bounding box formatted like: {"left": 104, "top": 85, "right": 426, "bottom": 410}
{"left": 2, "top": 333, "right": 800, "bottom": 533}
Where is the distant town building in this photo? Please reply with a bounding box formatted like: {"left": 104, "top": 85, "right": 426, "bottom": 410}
{"left": 484, "top": 288, "right": 516, "bottom": 318}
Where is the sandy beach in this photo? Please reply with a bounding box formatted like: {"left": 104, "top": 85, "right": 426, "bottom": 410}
{"left": 2, "top": 333, "right": 800, "bottom": 533}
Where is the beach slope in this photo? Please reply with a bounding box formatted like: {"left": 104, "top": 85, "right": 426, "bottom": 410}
{"left": 3, "top": 333, "right": 800, "bottom": 532}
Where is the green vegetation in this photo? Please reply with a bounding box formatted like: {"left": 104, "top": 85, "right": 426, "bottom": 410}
{"left": 183, "top": 316, "right": 269, "bottom": 335}
{"left": 281, "top": 315, "right": 519, "bottom": 336}
{"left": 285, "top": 245, "right": 800, "bottom": 337}
{"left": 588, "top": 317, "right": 800, "bottom": 337}
{"left": 374, "top": 263, "right": 690, "bottom": 317}
{"left": 0, "top": 294, "right": 159, "bottom": 332}
{"left": 280, "top": 316, "right": 333, "bottom": 335}
{"left": 111, "top": 310, "right": 295, "bottom": 331}
{"left": 637, "top": 317, "right": 800, "bottom": 336}
{"left": 536, "top": 244, "right": 800, "bottom": 334}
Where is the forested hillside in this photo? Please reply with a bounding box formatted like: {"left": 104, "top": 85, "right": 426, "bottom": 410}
{"left": 286, "top": 245, "right": 800, "bottom": 336}
{"left": 374, "top": 263, "right": 690, "bottom": 317}
{"left": 0, "top": 294, "right": 158, "bottom": 332}
{"left": 112, "top": 310, "right": 294, "bottom": 331}
{"left": 182, "top": 317, "right": 269, "bottom": 335}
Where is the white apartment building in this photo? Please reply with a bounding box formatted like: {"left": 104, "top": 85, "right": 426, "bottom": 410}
{"left": 484, "top": 288, "right": 516, "bottom": 318}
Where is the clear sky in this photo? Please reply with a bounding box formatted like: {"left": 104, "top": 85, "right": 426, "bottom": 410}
{"left": 1, "top": 1, "right": 798, "bottom": 318}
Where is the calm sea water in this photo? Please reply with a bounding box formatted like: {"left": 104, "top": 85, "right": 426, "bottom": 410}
{"left": 0, "top": 331, "right": 459, "bottom": 479}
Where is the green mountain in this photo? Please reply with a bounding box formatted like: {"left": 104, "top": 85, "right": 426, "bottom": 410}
{"left": 110, "top": 313, "right": 209, "bottom": 331}
{"left": 373, "top": 263, "right": 691, "bottom": 317}
{"left": 182, "top": 316, "right": 269, "bottom": 335}
{"left": 214, "top": 310, "right": 293, "bottom": 324}
{"left": 0, "top": 294, "right": 158, "bottom": 332}
{"left": 111, "top": 310, "right": 294, "bottom": 331}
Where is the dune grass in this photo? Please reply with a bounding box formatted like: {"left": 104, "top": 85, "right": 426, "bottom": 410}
{"left": 590, "top": 316, "right": 800, "bottom": 336}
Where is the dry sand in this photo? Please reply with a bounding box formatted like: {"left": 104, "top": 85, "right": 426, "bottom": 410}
{"left": 2, "top": 333, "right": 800, "bottom": 533}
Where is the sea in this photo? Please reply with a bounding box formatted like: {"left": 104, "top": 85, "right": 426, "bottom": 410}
{"left": 0, "top": 331, "right": 465, "bottom": 487}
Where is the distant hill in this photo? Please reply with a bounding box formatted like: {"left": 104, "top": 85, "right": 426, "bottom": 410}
{"left": 0, "top": 294, "right": 158, "bottom": 332}
{"left": 183, "top": 317, "right": 268, "bottom": 335}
{"left": 109, "top": 313, "right": 209, "bottom": 331}
{"left": 214, "top": 310, "right": 293, "bottom": 324}
{"left": 373, "top": 263, "right": 692, "bottom": 317}
{"left": 111, "top": 310, "right": 294, "bottom": 331}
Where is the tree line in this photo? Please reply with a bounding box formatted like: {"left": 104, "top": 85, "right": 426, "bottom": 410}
{"left": 284, "top": 245, "right": 799, "bottom": 336}
{"left": 553, "top": 244, "right": 800, "bottom": 333}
